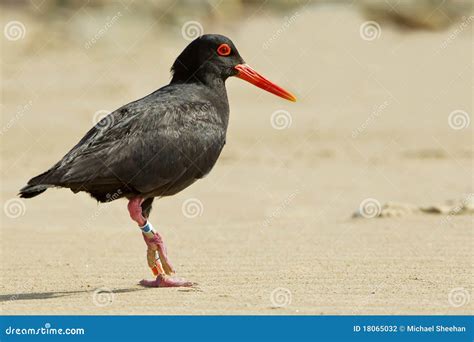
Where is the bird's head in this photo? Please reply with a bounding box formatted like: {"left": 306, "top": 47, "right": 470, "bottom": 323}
{"left": 171, "top": 34, "right": 296, "bottom": 102}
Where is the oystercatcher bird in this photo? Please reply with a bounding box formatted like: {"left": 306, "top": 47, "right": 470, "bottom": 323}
{"left": 19, "top": 34, "right": 296, "bottom": 287}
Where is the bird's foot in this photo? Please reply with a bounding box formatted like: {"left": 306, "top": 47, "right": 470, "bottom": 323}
{"left": 139, "top": 274, "right": 193, "bottom": 288}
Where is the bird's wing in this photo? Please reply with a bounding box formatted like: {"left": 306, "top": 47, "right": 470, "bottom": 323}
{"left": 47, "top": 86, "right": 226, "bottom": 194}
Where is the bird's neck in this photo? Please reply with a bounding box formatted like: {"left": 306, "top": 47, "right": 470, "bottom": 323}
{"left": 171, "top": 71, "right": 228, "bottom": 99}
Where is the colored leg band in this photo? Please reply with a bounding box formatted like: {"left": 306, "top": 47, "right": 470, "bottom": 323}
{"left": 140, "top": 221, "right": 155, "bottom": 234}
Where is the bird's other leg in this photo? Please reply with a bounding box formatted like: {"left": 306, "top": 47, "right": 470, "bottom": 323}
{"left": 141, "top": 197, "right": 154, "bottom": 220}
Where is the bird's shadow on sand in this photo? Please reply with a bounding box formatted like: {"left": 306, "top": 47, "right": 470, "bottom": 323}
{"left": 0, "top": 287, "right": 146, "bottom": 303}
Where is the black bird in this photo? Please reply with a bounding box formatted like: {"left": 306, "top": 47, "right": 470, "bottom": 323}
{"left": 19, "top": 34, "right": 296, "bottom": 287}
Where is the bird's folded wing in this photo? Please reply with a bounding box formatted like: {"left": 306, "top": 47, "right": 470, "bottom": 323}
{"left": 47, "top": 93, "right": 223, "bottom": 195}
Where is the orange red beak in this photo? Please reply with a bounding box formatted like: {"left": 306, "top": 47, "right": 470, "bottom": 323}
{"left": 235, "top": 64, "right": 297, "bottom": 102}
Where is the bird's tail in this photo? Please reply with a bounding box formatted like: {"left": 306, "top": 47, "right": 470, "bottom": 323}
{"left": 19, "top": 184, "right": 49, "bottom": 198}
{"left": 18, "top": 170, "right": 54, "bottom": 198}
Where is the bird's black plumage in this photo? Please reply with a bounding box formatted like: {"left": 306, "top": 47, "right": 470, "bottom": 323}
{"left": 19, "top": 34, "right": 244, "bottom": 202}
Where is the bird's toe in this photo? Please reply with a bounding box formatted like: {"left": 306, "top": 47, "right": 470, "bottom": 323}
{"left": 139, "top": 274, "right": 193, "bottom": 288}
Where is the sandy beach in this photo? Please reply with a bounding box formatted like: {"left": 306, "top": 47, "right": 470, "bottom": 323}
{"left": 1, "top": 3, "right": 472, "bottom": 315}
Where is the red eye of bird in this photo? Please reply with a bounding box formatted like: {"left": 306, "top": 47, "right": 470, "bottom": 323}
{"left": 217, "top": 43, "right": 231, "bottom": 56}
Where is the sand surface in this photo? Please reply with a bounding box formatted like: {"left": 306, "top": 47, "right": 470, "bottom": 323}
{"left": 1, "top": 4, "right": 472, "bottom": 314}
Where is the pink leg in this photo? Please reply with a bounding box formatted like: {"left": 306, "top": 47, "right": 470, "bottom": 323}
{"left": 127, "top": 197, "right": 193, "bottom": 288}
{"left": 127, "top": 197, "right": 146, "bottom": 226}
{"left": 142, "top": 232, "right": 175, "bottom": 275}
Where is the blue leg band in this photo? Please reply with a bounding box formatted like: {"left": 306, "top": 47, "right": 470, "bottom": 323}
{"left": 140, "top": 221, "right": 155, "bottom": 234}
